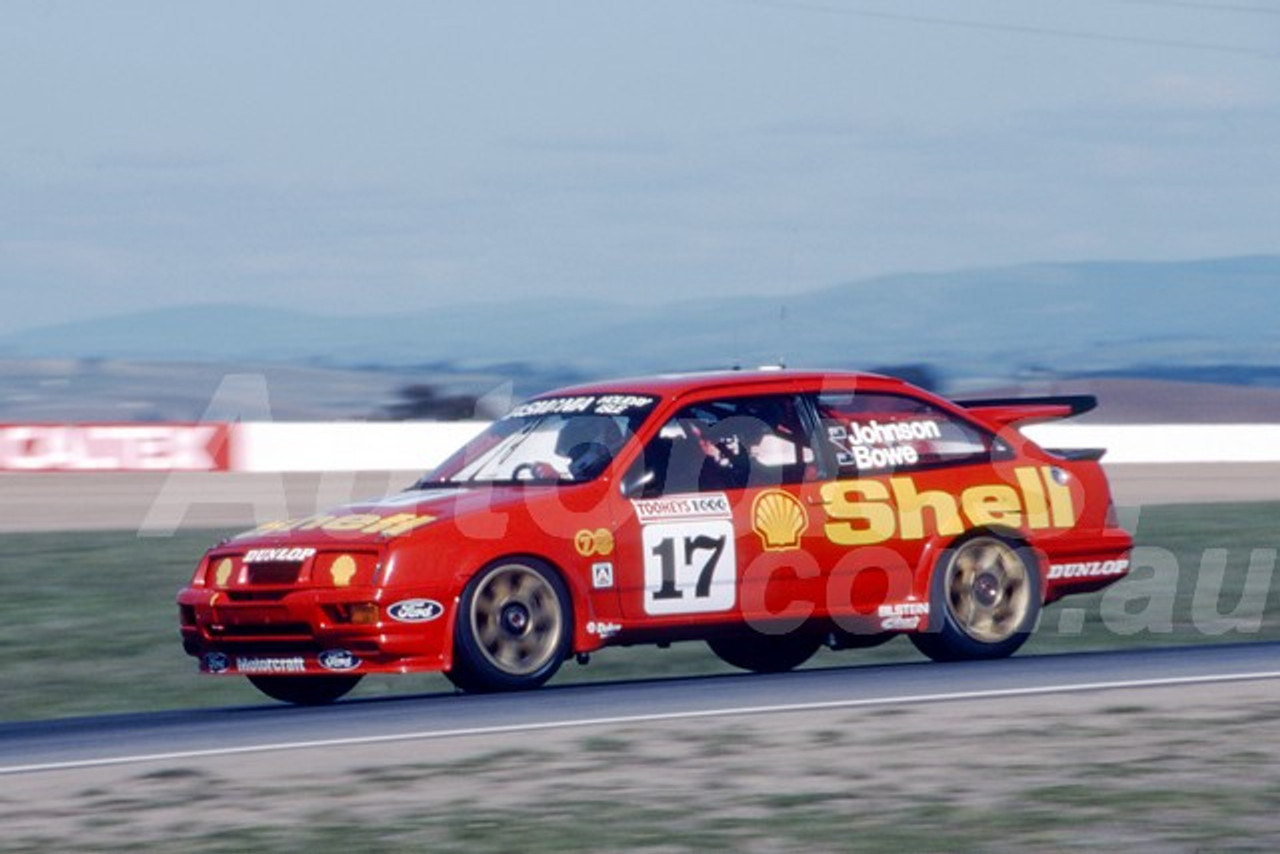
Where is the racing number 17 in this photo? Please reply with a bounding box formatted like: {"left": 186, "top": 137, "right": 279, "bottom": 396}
{"left": 641, "top": 520, "right": 737, "bottom": 615}
{"left": 652, "top": 534, "right": 726, "bottom": 600}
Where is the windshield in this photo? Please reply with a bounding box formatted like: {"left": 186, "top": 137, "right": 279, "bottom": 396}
{"left": 426, "top": 393, "right": 658, "bottom": 484}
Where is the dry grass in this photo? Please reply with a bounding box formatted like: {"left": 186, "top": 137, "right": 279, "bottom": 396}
{"left": 4, "top": 680, "right": 1280, "bottom": 852}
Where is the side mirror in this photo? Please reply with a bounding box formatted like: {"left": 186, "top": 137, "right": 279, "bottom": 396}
{"left": 619, "top": 468, "right": 655, "bottom": 499}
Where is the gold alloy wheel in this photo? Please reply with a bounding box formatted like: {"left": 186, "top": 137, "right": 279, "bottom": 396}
{"left": 944, "top": 538, "right": 1033, "bottom": 644}
{"left": 469, "top": 563, "right": 565, "bottom": 676}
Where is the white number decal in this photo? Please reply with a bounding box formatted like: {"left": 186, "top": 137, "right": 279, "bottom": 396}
{"left": 641, "top": 521, "right": 736, "bottom": 615}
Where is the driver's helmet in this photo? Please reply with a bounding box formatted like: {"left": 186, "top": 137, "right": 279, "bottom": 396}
{"left": 555, "top": 415, "right": 624, "bottom": 478}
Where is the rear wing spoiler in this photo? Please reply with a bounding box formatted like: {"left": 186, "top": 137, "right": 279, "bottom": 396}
{"left": 954, "top": 394, "right": 1097, "bottom": 428}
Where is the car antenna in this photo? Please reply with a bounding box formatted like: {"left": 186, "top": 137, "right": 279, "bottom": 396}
{"left": 775, "top": 303, "right": 789, "bottom": 369}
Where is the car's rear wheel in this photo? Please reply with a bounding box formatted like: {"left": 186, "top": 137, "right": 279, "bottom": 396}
{"left": 707, "top": 632, "right": 822, "bottom": 673}
{"left": 447, "top": 558, "right": 571, "bottom": 693}
{"left": 911, "top": 535, "right": 1041, "bottom": 662}
{"left": 248, "top": 674, "right": 362, "bottom": 705}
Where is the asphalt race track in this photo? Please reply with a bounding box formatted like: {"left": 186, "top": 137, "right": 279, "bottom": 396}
{"left": 3, "top": 642, "right": 1278, "bottom": 777}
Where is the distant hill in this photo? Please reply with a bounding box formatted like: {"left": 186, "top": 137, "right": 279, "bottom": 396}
{"left": 3, "top": 357, "right": 1278, "bottom": 424}
{"left": 2, "top": 255, "right": 1278, "bottom": 385}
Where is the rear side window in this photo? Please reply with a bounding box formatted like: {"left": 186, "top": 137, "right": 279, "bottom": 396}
{"left": 812, "top": 392, "right": 993, "bottom": 476}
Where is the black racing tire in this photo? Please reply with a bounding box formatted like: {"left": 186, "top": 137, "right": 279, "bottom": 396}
{"left": 828, "top": 630, "right": 895, "bottom": 651}
{"left": 446, "top": 558, "right": 571, "bottom": 693}
{"left": 910, "top": 534, "right": 1041, "bottom": 663}
{"left": 248, "top": 674, "right": 362, "bottom": 706}
{"left": 707, "top": 632, "right": 822, "bottom": 674}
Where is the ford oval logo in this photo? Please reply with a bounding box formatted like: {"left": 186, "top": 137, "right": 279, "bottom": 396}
{"left": 318, "top": 649, "right": 360, "bottom": 671}
{"left": 388, "top": 598, "right": 445, "bottom": 623}
{"left": 203, "top": 652, "right": 230, "bottom": 674}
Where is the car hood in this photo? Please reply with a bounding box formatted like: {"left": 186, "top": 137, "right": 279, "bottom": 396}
{"left": 222, "top": 484, "right": 580, "bottom": 550}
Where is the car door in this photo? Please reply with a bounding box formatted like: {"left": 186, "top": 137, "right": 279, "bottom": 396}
{"left": 611, "top": 392, "right": 824, "bottom": 630}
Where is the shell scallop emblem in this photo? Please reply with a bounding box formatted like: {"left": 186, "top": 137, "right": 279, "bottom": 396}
{"left": 330, "top": 554, "right": 357, "bottom": 587}
{"left": 752, "top": 489, "right": 808, "bottom": 551}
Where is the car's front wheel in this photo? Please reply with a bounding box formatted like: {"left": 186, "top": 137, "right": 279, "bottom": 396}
{"left": 447, "top": 558, "right": 571, "bottom": 693}
{"left": 910, "top": 535, "right": 1041, "bottom": 662}
{"left": 248, "top": 674, "right": 362, "bottom": 705}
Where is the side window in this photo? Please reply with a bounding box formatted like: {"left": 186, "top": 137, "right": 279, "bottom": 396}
{"left": 814, "top": 392, "right": 992, "bottom": 476}
{"left": 631, "top": 394, "right": 814, "bottom": 496}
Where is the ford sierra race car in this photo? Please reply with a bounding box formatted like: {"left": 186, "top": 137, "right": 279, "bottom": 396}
{"left": 178, "top": 370, "right": 1133, "bottom": 704}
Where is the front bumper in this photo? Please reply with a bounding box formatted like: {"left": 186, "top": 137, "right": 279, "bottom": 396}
{"left": 177, "top": 585, "right": 454, "bottom": 676}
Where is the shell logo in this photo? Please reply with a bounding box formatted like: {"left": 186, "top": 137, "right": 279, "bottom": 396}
{"left": 330, "top": 554, "right": 358, "bottom": 587}
{"left": 752, "top": 489, "right": 808, "bottom": 551}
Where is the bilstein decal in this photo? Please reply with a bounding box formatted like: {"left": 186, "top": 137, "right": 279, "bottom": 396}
{"left": 820, "top": 466, "right": 1076, "bottom": 546}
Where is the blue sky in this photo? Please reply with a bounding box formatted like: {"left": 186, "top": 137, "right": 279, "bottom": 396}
{"left": 2, "top": 0, "right": 1277, "bottom": 334}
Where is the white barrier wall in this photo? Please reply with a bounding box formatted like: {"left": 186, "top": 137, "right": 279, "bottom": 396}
{"left": 1022, "top": 424, "right": 1280, "bottom": 465}
{"left": 236, "top": 422, "right": 1280, "bottom": 472}
{"left": 234, "top": 421, "right": 490, "bottom": 472}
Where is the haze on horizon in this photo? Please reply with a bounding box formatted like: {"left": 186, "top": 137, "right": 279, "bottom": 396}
{"left": 2, "top": 0, "right": 1277, "bottom": 336}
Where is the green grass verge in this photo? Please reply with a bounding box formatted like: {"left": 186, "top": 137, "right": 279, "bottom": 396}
{"left": 1, "top": 501, "right": 1277, "bottom": 721}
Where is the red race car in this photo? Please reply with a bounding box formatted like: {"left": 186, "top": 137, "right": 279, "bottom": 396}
{"left": 178, "top": 370, "right": 1133, "bottom": 704}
